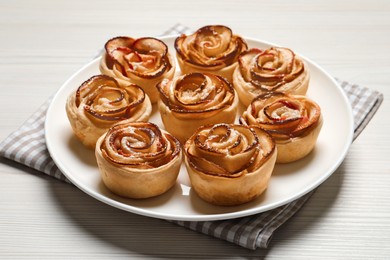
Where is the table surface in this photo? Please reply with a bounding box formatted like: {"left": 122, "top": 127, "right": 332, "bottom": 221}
{"left": 1, "top": 0, "right": 389, "bottom": 258}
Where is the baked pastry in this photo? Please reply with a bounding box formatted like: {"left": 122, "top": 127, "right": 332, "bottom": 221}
{"left": 174, "top": 25, "right": 248, "bottom": 82}
{"left": 233, "top": 47, "right": 310, "bottom": 107}
{"left": 95, "top": 121, "right": 182, "bottom": 199}
{"left": 240, "top": 92, "right": 322, "bottom": 163}
{"left": 156, "top": 72, "right": 239, "bottom": 143}
{"left": 66, "top": 74, "right": 152, "bottom": 149}
{"left": 184, "top": 123, "right": 277, "bottom": 206}
{"left": 99, "top": 36, "right": 176, "bottom": 103}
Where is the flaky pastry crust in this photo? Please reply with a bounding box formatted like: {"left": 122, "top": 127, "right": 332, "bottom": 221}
{"left": 184, "top": 123, "right": 276, "bottom": 206}
{"left": 99, "top": 36, "right": 176, "bottom": 103}
{"left": 66, "top": 75, "right": 152, "bottom": 149}
{"left": 156, "top": 72, "right": 239, "bottom": 143}
{"left": 233, "top": 47, "right": 310, "bottom": 107}
{"left": 240, "top": 92, "right": 322, "bottom": 163}
{"left": 95, "top": 122, "right": 182, "bottom": 199}
{"left": 174, "top": 25, "right": 248, "bottom": 82}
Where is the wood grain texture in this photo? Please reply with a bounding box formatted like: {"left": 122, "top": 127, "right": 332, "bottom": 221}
{"left": 0, "top": 0, "right": 389, "bottom": 258}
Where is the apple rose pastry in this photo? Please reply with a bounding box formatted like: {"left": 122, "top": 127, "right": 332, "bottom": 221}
{"left": 156, "top": 72, "right": 239, "bottom": 143}
{"left": 233, "top": 47, "right": 310, "bottom": 107}
{"left": 99, "top": 36, "right": 176, "bottom": 103}
{"left": 174, "top": 25, "right": 248, "bottom": 82}
{"left": 184, "top": 123, "right": 277, "bottom": 206}
{"left": 66, "top": 75, "right": 152, "bottom": 149}
{"left": 240, "top": 92, "right": 323, "bottom": 163}
{"left": 95, "top": 122, "right": 182, "bottom": 199}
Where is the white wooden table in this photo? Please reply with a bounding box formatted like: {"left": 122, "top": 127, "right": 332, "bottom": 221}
{"left": 1, "top": 1, "right": 389, "bottom": 258}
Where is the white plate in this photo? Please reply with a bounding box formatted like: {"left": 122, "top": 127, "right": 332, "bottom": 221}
{"left": 45, "top": 36, "right": 354, "bottom": 221}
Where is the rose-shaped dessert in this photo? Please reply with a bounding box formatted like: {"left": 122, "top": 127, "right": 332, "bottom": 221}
{"left": 175, "top": 25, "right": 248, "bottom": 82}
{"left": 184, "top": 123, "right": 277, "bottom": 206}
{"left": 240, "top": 92, "right": 322, "bottom": 163}
{"left": 66, "top": 75, "right": 152, "bottom": 149}
{"left": 156, "top": 72, "right": 239, "bottom": 143}
{"left": 233, "top": 47, "right": 310, "bottom": 107}
{"left": 99, "top": 36, "right": 176, "bottom": 103}
{"left": 95, "top": 122, "right": 182, "bottom": 199}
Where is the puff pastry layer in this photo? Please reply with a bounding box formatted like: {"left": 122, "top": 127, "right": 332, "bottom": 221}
{"left": 157, "top": 72, "right": 239, "bottom": 143}
{"left": 184, "top": 123, "right": 276, "bottom": 206}
{"left": 175, "top": 25, "right": 247, "bottom": 82}
{"left": 100, "top": 37, "right": 176, "bottom": 103}
{"left": 66, "top": 75, "right": 152, "bottom": 149}
{"left": 95, "top": 122, "right": 182, "bottom": 199}
{"left": 233, "top": 47, "right": 310, "bottom": 107}
{"left": 240, "top": 92, "right": 322, "bottom": 163}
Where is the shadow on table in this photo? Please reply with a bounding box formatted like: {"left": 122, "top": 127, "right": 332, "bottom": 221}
{"left": 266, "top": 159, "right": 346, "bottom": 250}
{"left": 0, "top": 155, "right": 344, "bottom": 258}
{"left": 45, "top": 175, "right": 266, "bottom": 258}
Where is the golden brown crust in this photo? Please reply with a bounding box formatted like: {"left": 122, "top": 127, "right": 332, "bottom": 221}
{"left": 156, "top": 73, "right": 239, "bottom": 143}
{"left": 240, "top": 92, "right": 322, "bottom": 163}
{"left": 183, "top": 123, "right": 277, "bottom": 206}
{"left": 233, "top": 47, "right": 310, "bottom": 107}
{"left": 174, "top": 25, "right": 248, "bottom": 82}
{"left": 99, "top": 36, "right": 176, "bottom": 103}
{"left": 66, "top": 75, "right": 152, "bottom": 149}
{"left": 95, "top": 122, "right": 182, "bottom": 199}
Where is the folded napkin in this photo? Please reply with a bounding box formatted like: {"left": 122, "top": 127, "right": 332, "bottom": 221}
{"left": 0, "top": 24, "right": 383, "bottom": 250}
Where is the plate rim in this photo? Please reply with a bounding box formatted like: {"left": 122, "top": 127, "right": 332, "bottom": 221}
{"left": 45, "top": 35, "right": 354, "bottom": 221}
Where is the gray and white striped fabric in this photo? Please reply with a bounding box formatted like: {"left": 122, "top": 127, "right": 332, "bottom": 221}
{"left": 0, "top": 24, "right": 383, "bottom": 250}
